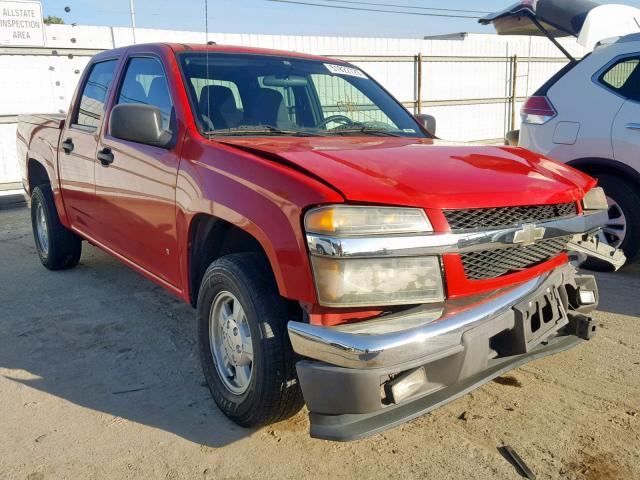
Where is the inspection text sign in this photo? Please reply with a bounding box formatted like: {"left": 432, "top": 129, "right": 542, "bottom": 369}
{"left": 0, "top": 0, "right": 44, "bottom": 46}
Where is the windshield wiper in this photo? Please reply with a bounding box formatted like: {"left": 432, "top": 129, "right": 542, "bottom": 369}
{"left": 326, "top": 125, "right": 401, "bottom": 137}
{"left": 205, "top": 125, "right": 322, "bottom": 137}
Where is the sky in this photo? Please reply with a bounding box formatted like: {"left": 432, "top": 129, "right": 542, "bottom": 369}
{"left": 40, "top": 0, "right": 640, "bottom": 38}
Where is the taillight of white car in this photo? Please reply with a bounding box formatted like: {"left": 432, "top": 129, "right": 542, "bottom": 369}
{"left": 521, "top": 96, "right": 557, "bottom": 125}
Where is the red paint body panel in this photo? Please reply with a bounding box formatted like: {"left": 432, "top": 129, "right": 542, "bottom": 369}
{"left": 16, "top": 43, "right": 597, "bottom": 320}
{"left": 214, "top": 137, "right": 595, "bottom": 210}
{"left": 176, "top": 133, "right": 343, "bottom": 303}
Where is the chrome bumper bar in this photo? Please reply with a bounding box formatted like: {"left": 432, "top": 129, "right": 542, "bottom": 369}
{"left": 306, "top": 210, "right": 609, "bottom": 258}
{"left": 288, "top": 264, "right": 593, "bottom": 369}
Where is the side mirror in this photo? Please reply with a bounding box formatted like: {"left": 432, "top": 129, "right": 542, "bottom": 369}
{"left": 415, "top": 114, "right": 436, "bottom": 136}
{"left": 110, "top": 103, "right": 172, "bottom": 148}
{"left": 504, "top": 129, "right": 520, "bottom": 146}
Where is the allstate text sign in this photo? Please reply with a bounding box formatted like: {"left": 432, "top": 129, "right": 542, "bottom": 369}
{"left": 0, "top": 1, "right": 45, "bottom": 46}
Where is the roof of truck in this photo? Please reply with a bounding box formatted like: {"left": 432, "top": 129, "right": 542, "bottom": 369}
{"left": 91, "top": 43, "right": 350, "bottom": 65}
{"left": 167, "top": 43, "right": 348, "bottom": 64}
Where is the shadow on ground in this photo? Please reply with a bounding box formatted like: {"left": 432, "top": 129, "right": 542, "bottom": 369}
{"left": 0, "top": 207, "right": 255, "bottom": 447}
{"left": 0, "top": 207, "right": 636, "bottom": 450}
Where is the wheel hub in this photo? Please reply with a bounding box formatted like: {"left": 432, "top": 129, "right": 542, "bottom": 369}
{"left": 221, "top": 317, "right": 245, "bottom": 366}
{"left": 35, "top": 203, "right": 49, "bottom": 255}
{"left": 209, "top": 291, "right": 253, "bottom": 395}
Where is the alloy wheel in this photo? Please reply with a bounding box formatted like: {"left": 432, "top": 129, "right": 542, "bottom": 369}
{"left": 35, "top": 202, "right": 49, "bottom": 255}
{"left": 601, "top": 194, "right": 627, "bottom": 249}
{"left": 209, "top": 291, "right": 254, "bottom": 395}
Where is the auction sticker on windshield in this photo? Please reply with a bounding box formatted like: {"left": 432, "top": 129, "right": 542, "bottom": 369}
{"left": 324, "top": 63, "right": 367, "bottom": 79}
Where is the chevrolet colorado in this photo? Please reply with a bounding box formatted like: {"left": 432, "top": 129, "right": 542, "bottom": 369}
{"left": 16, "top": 43, "right": 623, "bottom": 441}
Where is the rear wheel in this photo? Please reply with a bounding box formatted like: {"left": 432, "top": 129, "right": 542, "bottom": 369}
{"left": 30, "top": 184, "right": 82, "bottom": 270}
{"left": 197, "top": 253, "right": 303, "bottom": 427}
{"left": 584, "top": 174, "right": 640, "bottom": 270}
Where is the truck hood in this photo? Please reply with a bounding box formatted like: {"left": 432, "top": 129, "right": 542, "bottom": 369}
{"left": 479, "top": 0, "right": 640, "bottom": 50}
{"left": 217, "top": 137, "right": 594, "bottom": 210}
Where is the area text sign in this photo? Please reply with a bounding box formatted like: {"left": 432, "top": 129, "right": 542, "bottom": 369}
{"left": 0, "top": 0, "right": 44, "bottom": 46}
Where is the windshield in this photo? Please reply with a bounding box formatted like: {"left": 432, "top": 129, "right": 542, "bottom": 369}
{"left": 178, "top": 52, "right": 427, "bottom": 138}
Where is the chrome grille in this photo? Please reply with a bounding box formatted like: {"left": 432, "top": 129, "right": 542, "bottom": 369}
{"left": 444, "top": 203, "right": 576, "bottom": 231}
{"left": 460, "top": 236, "right": 570, "bottom": 280}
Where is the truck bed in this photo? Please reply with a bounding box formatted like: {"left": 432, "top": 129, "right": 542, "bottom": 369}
{"left": 17, "top": 113, "right": 66, "bottom": 127}
{"left": 16, "top": 114, "right": 66, "bottom": 192}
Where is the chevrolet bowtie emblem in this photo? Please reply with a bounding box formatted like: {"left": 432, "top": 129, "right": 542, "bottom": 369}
{"left": 513, "top": 223, "right": 546, "bottom": 246}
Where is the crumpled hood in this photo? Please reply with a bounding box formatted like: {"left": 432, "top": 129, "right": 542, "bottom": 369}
{"left": 217, "top": 137, "right": 595, "bottom": 210}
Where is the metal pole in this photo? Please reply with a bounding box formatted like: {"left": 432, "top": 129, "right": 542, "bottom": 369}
{"left": 510, "top": 55, "right": 518, "bottom": 131}
{"left": 525, "top": 36, "right": 532, "bottom": 97}
{"left": 129, "top": 0, "right": 136, "bottom": 44}
{"left": 416, "top": 53, "right": 423, "bottom": 115}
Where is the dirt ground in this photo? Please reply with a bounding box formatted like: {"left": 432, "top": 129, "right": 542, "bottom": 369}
{"left": 1, "top": 205, "right": 639, "bottom": 480}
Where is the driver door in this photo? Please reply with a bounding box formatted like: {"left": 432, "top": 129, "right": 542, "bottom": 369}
{"left": 94, "top": 54, "right": 182, "bottom": 288}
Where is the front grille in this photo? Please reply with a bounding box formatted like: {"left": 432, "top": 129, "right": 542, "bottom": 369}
{"left": 460, "top": 236, "right": 570, "bottom": 280}
{"left": 444, "top": 203, "right": 576, "bottom": 231}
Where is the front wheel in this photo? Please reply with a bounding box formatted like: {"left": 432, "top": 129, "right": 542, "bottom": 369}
{"left": 584, "top": 174, "right": 640, "bottom": 270}
{"left": 30, "top": 184, "right": 82, "bottom": 270}
{"left": 197, "top": 253, "right": 303, "bottom": 427}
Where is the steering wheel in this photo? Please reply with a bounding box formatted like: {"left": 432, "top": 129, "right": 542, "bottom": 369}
{"left": 316, "top": 115, "right": 354, "bottom": 129}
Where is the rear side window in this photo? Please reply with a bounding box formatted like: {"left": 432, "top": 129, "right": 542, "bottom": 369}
{"left": 599, "top": 57, "right": 640, "bottom": 99}
{"left": 75, "top": 60, "right": 118, "bottom": 129}
{"left": 117, "top": 57, "right": 174, "bottom": 131}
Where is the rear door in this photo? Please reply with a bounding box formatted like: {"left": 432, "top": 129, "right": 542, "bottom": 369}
{"left": 606, "top": 56, "right": 640, "bottom": 175}
{"left": 94, "top": 53, "right": 182, "bottom": 287}
{"left": 59, "top": 59, "right": 118, "bottom": 230}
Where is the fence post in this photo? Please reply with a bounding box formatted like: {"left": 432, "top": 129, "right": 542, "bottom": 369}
{"left": 416, "top": 53, "right": 423, "bottom": 115}
{"left": 510, "top": 54, "right": 518, "bottom": 131}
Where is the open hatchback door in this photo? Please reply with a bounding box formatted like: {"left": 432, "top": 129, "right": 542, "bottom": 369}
{"left": 479, "top": 0, "right": 640, "bottom": 54}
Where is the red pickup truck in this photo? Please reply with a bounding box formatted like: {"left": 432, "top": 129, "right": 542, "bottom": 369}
{"left": 16, "top": 43, "right": 623, "bottom": 441}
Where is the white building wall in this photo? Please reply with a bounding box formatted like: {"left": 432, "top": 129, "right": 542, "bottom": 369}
{"left": 0, "top": 25, "right": 590, "bottom": 184}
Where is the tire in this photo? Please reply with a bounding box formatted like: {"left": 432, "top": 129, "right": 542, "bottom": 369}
{"left": 583, "top": 174, "right": 640, "bottom": 271}
{"left": 197, "top": 252, "right": 304, "bottom": 427}
{"left": 30, "top": 184, "right": 82, "bottom": 270}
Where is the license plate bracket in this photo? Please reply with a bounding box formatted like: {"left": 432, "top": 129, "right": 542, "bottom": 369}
{"left": 511, "top": 286, "right": 569, "bottom": 353}
{"left": 493, "top": 287, "right": 569, "bottom": 356}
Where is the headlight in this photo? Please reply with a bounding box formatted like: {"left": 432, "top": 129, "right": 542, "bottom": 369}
{"left": 305, "top": 205, "right": 432, "bottom": 236}
{"left": 582, "top": 187, "right": 608, "bottom": 211}
{"left": 305, "top": 205, "right": 443, "bottom": 307}
{"left": 310, "top": 256, "right": 444, "bottom": 307}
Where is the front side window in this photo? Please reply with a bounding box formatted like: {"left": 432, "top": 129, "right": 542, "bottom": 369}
{"left": 117, "top": 56, "right": 174, "bottom": 131}
{"left": 178, "top": 53, "right": 426, "bottom": 138}
{"left": 75, "top": 59, "right": 118, "bottom": 129}
{"left": 599, "top": 57, "right": 640, "bottom": 99}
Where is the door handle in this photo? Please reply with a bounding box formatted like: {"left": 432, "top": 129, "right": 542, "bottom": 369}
{"left": 625, "top": 123, "right": 640, "bottom": 130}
{"left": 97, "top": 147, "right": 115, "bottom": 166}
{"left": 61, "top": 138, "right": 74, "bottom": 154}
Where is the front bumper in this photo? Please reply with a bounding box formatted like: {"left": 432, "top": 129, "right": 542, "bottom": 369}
{"left": 287, "top": 264, "right": 599, "bottom": 441}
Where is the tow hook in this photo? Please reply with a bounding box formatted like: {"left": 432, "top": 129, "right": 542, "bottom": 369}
{"left": 568, "top": 314, "right": 598, "bottom": 340}
{"left": 567, "top": 232, "right": 626, "bottom": 270}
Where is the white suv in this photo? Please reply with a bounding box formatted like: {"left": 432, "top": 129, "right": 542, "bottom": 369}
{"left": 482, "top": 0, "right": 640, "bottom": 266}
{"left": 519, "top": 36, "right": 640, "bottom": 265}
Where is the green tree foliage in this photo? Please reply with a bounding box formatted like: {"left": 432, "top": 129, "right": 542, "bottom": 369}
{"left": 44, "top": 16, "right": 65, "bottom": 25}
